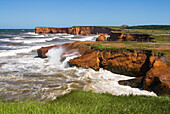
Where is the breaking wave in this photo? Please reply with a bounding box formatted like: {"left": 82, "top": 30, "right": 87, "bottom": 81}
{"left": 0, "top": 31, "right": 156, "bottom": 101}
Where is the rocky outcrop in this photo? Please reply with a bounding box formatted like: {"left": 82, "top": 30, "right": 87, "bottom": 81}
{"left": 118, "top": 77, "right": 143, "bottom": 88}
{"left": 96, "top": 35, "right": 106, "bottom": 41}
{"left": 69, "top": 50, "right": 100, "bottom": 70}
{"left": 37, "top": 45, "right": 58, "bottom": 58}
{"left": 69, "top": 49, "right": 160, "bottom": 77}
{"left": 37, "top": 41, "right": 170, "bottom": 95}
{"left": 35, "top": 26, "right": 112, "bottom": 35}
{"left": 123, "top": 57, "right": 170, "bottom": 95}
{"left": 143, "top": 58, "right": 170, "bottom": 95}
{"left": 35, "top": 27, "right": 68, "bottom": 34}
{"left": 37, "top": 41, "right": 94, "bottom": 58}
{"left": 108, "top": 33, "right": 153, "bottom": 42}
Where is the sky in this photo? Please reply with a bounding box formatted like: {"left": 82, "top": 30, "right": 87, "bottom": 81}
{"left": 0, "top": 0, "right": 170, "bottom": 29}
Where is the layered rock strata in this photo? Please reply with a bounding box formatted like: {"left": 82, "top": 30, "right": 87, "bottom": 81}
{"left": 37, "top": 41, "right": 170, "bottom": 95}
{"left": 35, "top": 26, "right": 112, "bottom": 35}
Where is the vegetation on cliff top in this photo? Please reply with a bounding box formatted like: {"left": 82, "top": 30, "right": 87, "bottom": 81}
{"left": 103, "top": 25, "right": 170, "bottom": 30}
{"left": 104, "top": 25, "right": 170, "bottom": 36}
{"left": 126, "top": 25, "right": 170, "bottom": 30}
{"left": 89, "top": 41, "right": 170, "bottom": 55}
{"left": 150, "top": 35, "right": 170, "bottom": 42}
{"left": 1, "top": 90, "right": 169, "bottom": 113}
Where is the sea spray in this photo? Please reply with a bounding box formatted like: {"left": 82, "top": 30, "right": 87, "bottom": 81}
{"left": 62, "top": 50, "right": 80, "bottom": 68}
{"left": 46, "top": 47, "right": 80, "bottom": 68}
{"left": 46, "top": 47, "right": 64, "bottom": 66}
{"left": 0, "top": 30, "right": 157, "bottom": 101}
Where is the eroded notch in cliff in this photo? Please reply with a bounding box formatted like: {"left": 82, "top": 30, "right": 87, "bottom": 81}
{"left": 139, "top": 50, "right": 152, "bottom": 76}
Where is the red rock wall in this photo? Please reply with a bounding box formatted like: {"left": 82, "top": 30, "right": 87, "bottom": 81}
{"left": 69, "top": 48, "right": 170, "bottom": 95}
{"left": 35, "top": 27, "right": 68, "bottom": 34}
{"left": 37, "top": 41, "right": 170, "bottom": 95}
{"left": 35, "top": 26, "right": 112, "bottom": 35}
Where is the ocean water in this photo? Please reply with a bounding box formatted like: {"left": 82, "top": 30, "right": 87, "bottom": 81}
{"left": 0, "top": 29, "right": 156, "bottom": 101}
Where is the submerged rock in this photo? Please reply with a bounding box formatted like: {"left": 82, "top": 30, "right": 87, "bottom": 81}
{"left": 37, "top": 45, "right": 58, "bottom": 58}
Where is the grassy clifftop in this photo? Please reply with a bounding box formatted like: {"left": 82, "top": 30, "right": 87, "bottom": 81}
{"left": 126, "top": 25, "right": 170, "bottom": 30}
{"left": 101, "top": 25, "right": 170, "bottom": 42}
{"left": 89, "top": 41, "right": 170, "bottom": 55}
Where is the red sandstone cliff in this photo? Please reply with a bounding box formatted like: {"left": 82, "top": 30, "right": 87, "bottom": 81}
{"left": 37, "top": 41, "right": 170, "bottom": 95}
{"left": 35, "top": 26, "right": 112, "bottom": 35}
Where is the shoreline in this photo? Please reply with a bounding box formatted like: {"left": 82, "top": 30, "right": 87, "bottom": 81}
{"left": 37, "top": 40, "right": 170, "bottom": 96}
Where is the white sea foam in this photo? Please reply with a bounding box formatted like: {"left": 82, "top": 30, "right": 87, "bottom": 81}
{"left": 60, "top": 34, "right": 74, "bottom": 38}
{"left": 13, "top": 37, "right": 24, "bottom": 39}
{"left": 82, "top": 68, "right": 156, "bottom": 96}
{"left": 46, "top": 47, "right": 80, "bottom": 69}
{"left": 0, "top": 46, "right": 40, "bottom": 57}
{"left": 23, "top": 32, "right": 38, "bottom": 35}
{"left": 0, "top": 36, "right": 57, "bottom": 44}
{"left": 0, "top": 32, "right": 157, "bottom": 101}
{"left": 0, "top": 44, "right": 56, "bottom": 57}
{"left": 23, "top": 37, "right": 57, "bottom": 44}
{"left": 71, "top": 35, "right": 99, "bottom": 41}
{"left": 46, "top": 47, "right": 64, "bottom": 66}
{"left": 43, "top": 47, "right": 157, "bottom": 97}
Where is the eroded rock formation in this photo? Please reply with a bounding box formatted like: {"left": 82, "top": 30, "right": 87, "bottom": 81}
{"left": 35, "top": 26, "right": 112, "bottom": 35}
{"left": 37, "top": 41, "right": 170, "bottom": 95}
{"left": 96, "top": 35, "right": 106, "bottom": 41}
{"left": 143, "top": 58, "right": 170, "bottom": 95}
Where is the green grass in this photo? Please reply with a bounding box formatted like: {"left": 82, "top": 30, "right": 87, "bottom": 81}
{"left": 126, "top": 25, "right": 170, "bottom": 30}
{"left": 103, "top": 25, "right": 170, "bottom": 34}
{"left": 111, "top": 29, "right": 170, "bottom": 34}
{"left": 92, "top": 44, "right": 149, "bottom": 53}
{"left": 0, "top": 90, "right": 169, "bottom": 113}
{"left": 92, "top": 44, "right": 128, "bottom": 51}
{"left": 72, "top": 25, "right": 170, "bottom": 35}
{"left": 111, "top": 30, "right": 150, "bottom": 34}
{"left": 91, "top": 43, "right": 170, "bottom": 55}
{"left": 150, "top": 35, "right": 170, "bottom": 42}
{"left": 123, "top": 29, "right": 170, "bottom": 34}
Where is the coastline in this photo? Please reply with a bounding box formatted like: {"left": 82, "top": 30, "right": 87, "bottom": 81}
{"left": 37, "top": 39, "right": 170, "bottom": 96}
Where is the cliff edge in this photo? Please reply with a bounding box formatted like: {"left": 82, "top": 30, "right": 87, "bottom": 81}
{"left": 35, "top": 26, "right": 112, "bottom": 35}
{"left": 37, "top": 41, "right": 170, "bottom": 95}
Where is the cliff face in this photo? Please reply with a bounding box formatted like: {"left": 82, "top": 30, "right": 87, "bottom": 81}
{"left": 108, "top": 33, "right": 152, "bottom": 42}
{"left": 69, "top": 49, "right": 161, "bottom": 77}
{"left": 143, "top": 58, "right": 170, "bottom": 95}
{"left": 35, "top": 26, "right": 112, "bottom": 35}
{"left": 68, "top": 47, "right": 170, "bottom": 95}
{"left": 37, "top": 41, "right": 170, "bottom": 95}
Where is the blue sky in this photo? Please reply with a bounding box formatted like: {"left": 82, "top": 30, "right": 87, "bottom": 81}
{"left": 0, "top": 0, "right": 170, "bottom": 29}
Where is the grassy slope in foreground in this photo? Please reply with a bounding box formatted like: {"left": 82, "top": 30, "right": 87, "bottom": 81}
{"left": 0, "top": 90, "right": 169, "bottom": 114}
